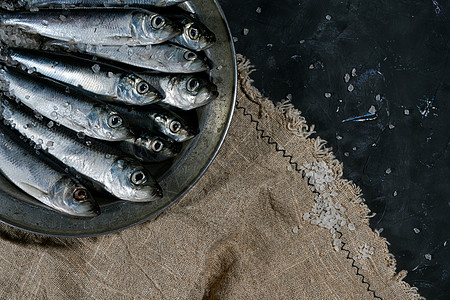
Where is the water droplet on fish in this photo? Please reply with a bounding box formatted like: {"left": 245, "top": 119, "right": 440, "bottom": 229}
{"left": 41, "top": 20, "right": 49, "bottom": 26}
{"left": 25, "top": 95, "right": 30, "bottom": 100}
{"left": 53, "top": 106, "right": 58, "bottom": 111}
{"left": 46, "top": 141, "right": 54, "bottom": 147}
{"left": 26, "top": 67, "right": 36, "bottom": 74}
{"left": 37, "top": 139, "right": 43, "bottom": 145}
{"left": 47, "top": 121, "right": 54, "bottom": 128}
{"left": 347, "top": 84, "right": 354, "bottom": 92}
{"left": 23, "top": 124, "right": 28, "bottom": 129}
{"left": 86, "top": 140, "right": 92, "bottom": 146}
{"left": 107, "top": 72, "right": 114, "bottom": 78}
{"left": 51, "top": 111, "right": 57, "bottom": 118}
{"left": 64, "top": 168, "right": 69, "bottom": 173}
{"left": 63, "top": 102, "right": 69, "bottom": 107}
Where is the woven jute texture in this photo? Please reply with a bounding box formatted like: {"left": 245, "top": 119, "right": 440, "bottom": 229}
{"left": 0, "top": 55, "right": 423, "bottom": 300}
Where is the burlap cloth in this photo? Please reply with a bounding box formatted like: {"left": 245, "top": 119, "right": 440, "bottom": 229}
{"left": 0, "top": 55, "right": 423, "bottom": 300}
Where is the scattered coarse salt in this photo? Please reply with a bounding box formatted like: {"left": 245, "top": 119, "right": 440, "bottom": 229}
{"left": 393, "top": 191, "right": 398, "bottom": 197}
{"left": 287, "top": 165, "right": 292, "bottom": 171}
{"left": 368, "top": 105, "right": 376, "bottom": 114}
{"left": 424, "top": 254, "right": 432, "bottom": 261}
{"left": 444, "top": 241, "right": 447, "bottom": 247}
{"left": 389, "top": 124, "right": 395, "bottom": 129}
{"left": 351, "top": 68, "right": 357, "bottom": 77}
{"left": 347, "top": 84, "right": 354, "bottom": 92}
{"left": 413, "top": 228, "right": 421, "bottom": 234}
{"left": 344, "top": 152, "right": 349, "bottom": 157}
{"left": 404, "top": 109, "right": 410, "bottom": 115}
{"left": 324, "top": 92, "right": 332, "bottom": 98}
{"left": 333, "top": 238, "right": 342, "bottom": 251}
{"left": 286, "top": 94, "right": 293, "bottom": 101}
{"left": 348, "top": 223, "right": 356, "bottom": 231}
{"left": 232, "top": 36, "right": 238, "bottom": 42}
{"left": 385, "top": 168, "right": 392, "bottom": 174}
{"left": 299, "top": 39, "right": 305, "bottom": 44}
{"left": 325, "top": 14, "right": 332, "bottom": 20}
{"left": 375, "top": 94, "right": 381, "bottom": 101}
{"left": 352, "top": 147, "right": 357, "bottom": 151}
{"left": 309, "top": 64, "right": 314, "bottom": 69}
{"left": 242, "top": 28, "right": 249, "bottom": 36}
{"left": 256, "top": 7, "right": 262, "bottom": 13}
{"left": 336, "top": 135, "right": 343, "bottom": 140}
{"left": 292, "top": 226, "right": 299, "bottom": 234}
{"left": 344, "top": 73, "right": 350, "bottom": 83}
{"left": 91, "top": 64, "right": 100, "bottom": 73}
{"left": 354, "top": 244, "right": 374, "bottom": 261}
{"left": 303, "top": 212, "right": 310, "bottom": 221}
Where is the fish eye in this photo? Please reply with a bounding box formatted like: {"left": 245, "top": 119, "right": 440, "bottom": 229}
{"left": 151, "top": 139, "right": 164, "bottom": 152}
{"left": 73, "top": 188, "right": 88, "bottom": 201}
{"left": 107, "top": 114, "right": 123, "bottom": 128}
{"left": 130, "top": 170, "right": 148, "bottom": 186}
{"left": 169, "top": 120, "right": 182, "bottom": 133}
{"left": 186, "top": 78, "right": 200, "bottom": 93}
{"left": 188, "top": 26, "right": 200, "bottom": 40}
{"left": 136, "top": 81, "right": 150, "bottom": 95}
{"left": 184, "top": 51, "right": 197, "bottom": 61}
{"left": 151, "top": 15, "right": 166, "bottom": 29}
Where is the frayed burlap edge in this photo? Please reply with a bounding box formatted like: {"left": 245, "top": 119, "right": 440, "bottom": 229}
{"left": 236, "top": 54, "right": 424, "bottom": 300}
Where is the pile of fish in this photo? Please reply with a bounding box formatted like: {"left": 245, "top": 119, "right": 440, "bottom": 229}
{"left": 0, "top": 0, "right": 218, "bottom": 217}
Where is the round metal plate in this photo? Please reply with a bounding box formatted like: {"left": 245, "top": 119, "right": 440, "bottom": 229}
{"left": 0, "top": 0, "right": 237, "bottom": 237}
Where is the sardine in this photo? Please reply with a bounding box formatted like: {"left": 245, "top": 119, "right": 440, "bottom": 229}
{"left": 22, "top": 0, "right": 185, "bottom": 8}
{"left": 0, "top": 68, "right": 132, "bottom": 141}
{"left": 0, "top": 100, "right": 162, "bottom": 202}
{"left": 112, "top": 105, "right": 197, "bottom": 142}
{"left": 8, "top": 48, "right": 162, "bottom": 105}
{"left": 140, "top": 73, "right": 218, "bottom": 110}
{"left": 0, "top": 9, "right": 180, "bottom": 46}
{"left": 168, "top": 14, "right": 216, "bottom": 51}
{"left": 121, "top": 134, "right": 181, "bottom": 163}
{"left": 46, "top": 41, "right": 210, "bottom": 73}
{"left": 0, "top": 118, "right": 99, "bottom": 216}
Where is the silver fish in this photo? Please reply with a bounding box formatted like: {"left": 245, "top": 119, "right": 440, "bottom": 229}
{"left": 120, "top": 134, "right": 181, "bottom": 163}
{"left": 0, "top": 101, "right": 162, "bottom": 202}
{"left": 141, "top": 73, "right": 218, "bottom": 110}
{"left": 8, "top": 49, "right": 162, "bottom": 105}
{"left": 0, "top": 68, "right": 132, "bottom": 141}
{"left": 22, "top": 0, "right": 185, "bottom": 8}
{"left": 47, "top": 41, "right": 210, "bottom": 73}
{"left": 168, "top": 14, "right": 216, "bottom": 51}
{"left": 0, "top": 120, "right": 99, "bottom": 217}
{"left": 112, "top": 105, "right": 197, "bottom": 142}
{"left": 0, "top": 9, "right": 180, "bottom": 46}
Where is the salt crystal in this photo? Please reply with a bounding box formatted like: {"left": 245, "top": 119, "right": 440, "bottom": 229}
{"left": 46, "top": 141, "right": 54, "bottom": 147}
{"left": 393, "top": 191, "right": 398, "bottom": 196}
{"left": 287, "top": 165, "right": 292, "bottom": 171}
{"left": 309, "top": 64, "right": 314, "bottom": 69}
{"left": 86, "top": 140, "right": 92, "bottom": 146}
{"left": 292, "top": 226, "right": 299, "bottom": 234}
{"left": 351, "top": 68, "right": 357, "bottom": 76}
{"left": 303, "top": 212, "right": 310, "bottom": 221}
{"left": 385, "top": 168, "right": 392, "bottom": 174}
{"left": 91, "top": 64, "right": 100, "bottom": 73}
{"left": 378, "top": 228, "right": 384, "bottom": 233}
{"left": 348, "top": 223, "right": 356, "bottom": 231}
{"left": 352, "top": 147, "right": 357, "bottom": 151}
{"left": 41, "top": 20, "right": 49, "bottom": 26}
{"left": 256, "top": 7, "right": 262, "bottom": 13}
{"left": 232, "top": 36, "right": 238, "bottom": 42}
{"left": 59, "top": 15, "right": 66, "bottom": 21}
{"left": 444, "top": 241, "right": 447, "bottom": 247}
{"left": 375, "top": 94, "right": 381, "bottom": 101}
{"left": 344, "top": 73, "right": 350, "bottom": 83}
{"left": 326, "top": 15, "right": 332, "bottom": 20}
{"left": 336, "top": 135, "right": 343, "bottom": 140}
{"left": 424, "top": 254, "right": 432, "bottom": 261}
{"left": 413, "top": 228, "right": 420, "bottom": 234}
{"left": 216, "top": 65, "right": 223, "bottom": 70}
{"left": 344, "top": 152, "right": 349, "bottom": 157}
{"left": 404, "top": 109, "right": 410, "bottom": 115}
{"left": 389, "top": 124, "right": 395, "bottom": 129}
{"left": 242, "top": 28, "right": 249, "bottom": 36}
{"left": 107, "top": 72, "right": 114, "bottom": 78}
{"left": 299, "top": 40, "right": 305, "bottom": 44}
{"left": 347, "top": 84, "right": 354, "bottom": 92}
{"left": 47, "top": 121, "right": 54, "bottom": 128}
{"left": 324, "top": 92, "right": 332, "bottom": 98}
{"left": 368, "top": 105, "right": 376, "bottom": 114}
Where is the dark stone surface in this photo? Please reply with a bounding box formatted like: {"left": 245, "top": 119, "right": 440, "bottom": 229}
{"left": 219, "top": 0, "right": 450, "bottom": 299}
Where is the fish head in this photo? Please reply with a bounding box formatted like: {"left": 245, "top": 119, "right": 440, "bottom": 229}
{"left": 179, "top": 20, "right": 216, "bottom": 51}
{"left": 164, "top": 74, "right": 218, "bottom": 109}
{"left": 49, "top": 177, "right": 100, "bottom": 217}
{"left": 166, "top": 45, "right": 209, "bottom": 73}
{"left": 148, "top": 110, "right": 197, "bottom": 142}
{"left": 132, "top": 12, "right": 180, "bottom": 44}
{"left": 87, "top": 106, "right": 132, "bottom": 141}
{"left": 127, "top": 135, "right": 182, "bottom": 162}
{"left": 106, "top": 158, "right": 162, "bottom": 202}
{"left": 117, "top": 74, "right": 162, "bottom": 105}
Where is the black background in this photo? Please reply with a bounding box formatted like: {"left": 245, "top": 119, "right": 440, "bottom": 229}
{"left": 219, "top": 0, "right": 450, "bottom": 299}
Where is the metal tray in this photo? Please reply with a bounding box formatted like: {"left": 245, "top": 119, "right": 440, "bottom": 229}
{"left": 0, "top": 0, "right": 237, "bottom": 237}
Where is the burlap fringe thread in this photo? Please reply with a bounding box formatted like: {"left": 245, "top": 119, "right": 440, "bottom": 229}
{"left": 236, "top": 54, "right": 424, "bottom": 300}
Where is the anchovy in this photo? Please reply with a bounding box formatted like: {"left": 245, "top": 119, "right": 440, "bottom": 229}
{"left": 0, "top": 9, "right": 180, "bottom": 46}
{"left": 46, "top": 41, "right": 210, "bottom": 73}
{"left": 0, "top": 100, "right": 162, "bottom": 202}
{"left": 0, "top": 68, "right": 132, "bottom": 141}
{"left": 0, "top": 117, "right": 99, "bottom": 216}
{"left": 112, "top": 105, "right": 197, "bottom": 142}
{"left": 8, "top": 49, "right": 162, "bottom": 105}
{"left": 23, "top": 0, "right": 186, "bottom": 8}
{"left": 140, "top": 73, "right": 218, "bottom": 110}
{"left": 168, "top": 14, "right": 216, "bottom": 51}
{"left": 120, "top": 134, "right": 181, "bottom": 163}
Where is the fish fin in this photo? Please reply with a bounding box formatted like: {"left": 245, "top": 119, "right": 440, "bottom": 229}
{"left": 17, "top": 182, "right": 49, "bottom": 200}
